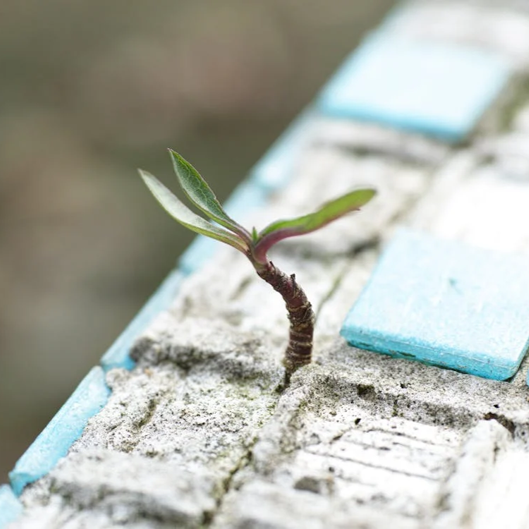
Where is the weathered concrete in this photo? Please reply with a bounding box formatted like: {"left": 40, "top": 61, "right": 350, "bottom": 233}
{"left": 14, "top": 143, "right": 529, "bottom": 528}
{"left": 9, "top": 133, "right": 440, "bottom": 529}
{"left": 9, "top": 1, "right": 529, "bottom": 527}
{"left": 213, "top": 347, "right": 529, "bottom": 528}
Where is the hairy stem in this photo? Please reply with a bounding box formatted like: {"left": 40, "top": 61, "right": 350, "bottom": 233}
{"left": 254, "top": 261, "right": 314, "bottom": 373}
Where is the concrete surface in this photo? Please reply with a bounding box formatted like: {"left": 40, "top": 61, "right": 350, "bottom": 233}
{"left": 7, "top": 1, "right": 529, "bottom": 527}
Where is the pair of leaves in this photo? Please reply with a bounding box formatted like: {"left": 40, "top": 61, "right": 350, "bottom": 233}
{"left": 140, "top": 151, "right": 250, "bottom": 254}
{"left": 140, "top": 151, "right": 376, "bottom": 264}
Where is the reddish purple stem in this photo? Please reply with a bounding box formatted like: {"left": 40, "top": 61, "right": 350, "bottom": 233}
{"left": 254, "top": 260, "right": 314, "bottom": 373}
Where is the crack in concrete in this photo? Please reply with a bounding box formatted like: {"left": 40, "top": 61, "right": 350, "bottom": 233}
{"left": 205, "top": 438, "right": 259, "bottom": 527}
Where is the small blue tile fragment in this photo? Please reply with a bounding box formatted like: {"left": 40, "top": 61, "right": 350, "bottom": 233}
{"left": 249, "top": 109, "right": 313, "bottom": 192}
{"left": 223, "top": 180, "right": 268, "bottom": 220}
{"left": 101, "top": 269, "right": 184, "bottom": 371}
{"left": 179, "top": 181, "right": 268, "bottom": 275}
{"left": 318, "top": 34, "right": 511, "bottom": 142}
{"left": 9, "top": 367, "right": 110, "bottom": 495}
{"left": 179, "top": 236, "right": 218, "bottom": 276}
{"left": 0, "top": 485, "right": 23, "bottom": 527}
{"left": 341, "top": 229, "right": 529, "bottom": 380}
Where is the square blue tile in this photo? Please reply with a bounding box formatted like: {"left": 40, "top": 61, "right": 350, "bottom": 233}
{"left": 9, "top": 367, "right": 110, "bottom": 495}
{"left": 341, "top": 229, "right": 529, "bottom": 380}
{"left": 318, "top": 33, "right": 511, "bottom": 143}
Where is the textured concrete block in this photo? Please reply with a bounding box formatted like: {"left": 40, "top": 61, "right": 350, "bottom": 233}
{"left": 434, "top": 420, "right": 514, "bottom": 529}
{"left": 214, "top": 480, "right": 420, "bottom": 529}
{"left": 479, "top": 132, "right": 529, "bottom": 181}
{"left": 311, "top": 118, "right": 450, "bottom": 166}
{"left": 52, "top": 451, "right": 217, "bottom": 527}
{"left": 410, "top": 164, "right": 529, "bottom": 254}
{"left": 9, "top": 367, "right": 110, "bottom": 495}
{"left": 0, "top": 485, "right": 23, "bottom": 528}
{"left": 101, "top": 269, "right": 184, "bottom": 371}
{"left": 318, "top": 33, "right": 510, "bottom": 142}
{"left": 222, "top": 357, "right": 526, "bottom": 529}
{"left": 341, "top": 229, "right": 529, "bottom": 380}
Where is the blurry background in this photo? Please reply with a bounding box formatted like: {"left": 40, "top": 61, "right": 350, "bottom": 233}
{"left": 0, "top": 0, "right": 394, "bottom": 481}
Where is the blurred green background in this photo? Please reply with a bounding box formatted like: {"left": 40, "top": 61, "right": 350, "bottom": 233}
{"left": 0, "top": 0, "right": 394, "bottom": 482}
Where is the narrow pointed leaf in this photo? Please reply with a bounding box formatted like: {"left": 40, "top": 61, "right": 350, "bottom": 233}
{"left": 169, "top": 150, "right": 251, "bottom": 241}
{"left": 253, "top": 188, "right": 376, "bottom": 261}
{"left": 139, "top": 170, "right": 248, "bottom": 254}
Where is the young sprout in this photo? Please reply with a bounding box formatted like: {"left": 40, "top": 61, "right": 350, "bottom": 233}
{"left": 140, "top": 151, "right": 376, "bottom": 374}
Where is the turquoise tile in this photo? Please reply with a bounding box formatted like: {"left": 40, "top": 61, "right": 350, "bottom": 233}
{"left": 223, "top": 180, "right": 268, "bottom": 220}
{"left": 179, "top": 236, "right": 218, "bottom": 276}
{"left": 318, "top": 34, "right": 511, "bottom": 142}
{"left": 101, "top": 269, "right": 184, "bottom": 371}
{"left": 9, "top": 367, "right": 110, "bottom": 495}
{"left": 179, "top": 181, "right": 268, "bottom": 275}
{"left": 0, "top": 485, "right": 23, "bottom": 527}
{"left": 249, "top": 109, "right": 314, "bottom": 192}
{"left": 341, "top": 229, "right": 529, "bottom": 380}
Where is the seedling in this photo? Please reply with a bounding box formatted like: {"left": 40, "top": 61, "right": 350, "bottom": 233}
{"left": 140, "top": 151, "right": 376, "bottom": 374}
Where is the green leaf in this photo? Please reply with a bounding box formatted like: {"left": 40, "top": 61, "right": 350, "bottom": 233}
{"left": 252, "top": 188, "right": 376, "bottom": 263}
{"left": 139, "top": 170, "right": 249, "bottom": 254}
{"left": 259, "top": 188, "right": 376, "bottom": 238}
{"left": 169, "top": 150, "right": 251, "bottom": 241}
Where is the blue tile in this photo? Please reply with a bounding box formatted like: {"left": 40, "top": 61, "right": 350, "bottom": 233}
{"left": 9, "top": 367, "right": 110, "bottom": 495}
{"left": 223, "top": 180, "right": 268, "bottom": 220}
{"left": 249, "top": 109, "right": 314, "bottom": 192}
{"left": 179, "top": 236, "right": 218, "bottom": 276}
{"left": 0, "top": 485, "right": 23, "bottom": 527}
{"left": 318, "top": 34, "right": 511, "bottom": 143}
{"left": 179, "top": 181, "right": 268, "bottom": 275}
{"left": 341, "top": 229, "right": 529, "bottom": 380}
{"left": 101, "top": 269, "right": 184, "bottom": 371}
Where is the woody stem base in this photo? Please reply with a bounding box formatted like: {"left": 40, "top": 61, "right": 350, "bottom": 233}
{"left": 255, "top": 261, "right": 315, "bottom": 373}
